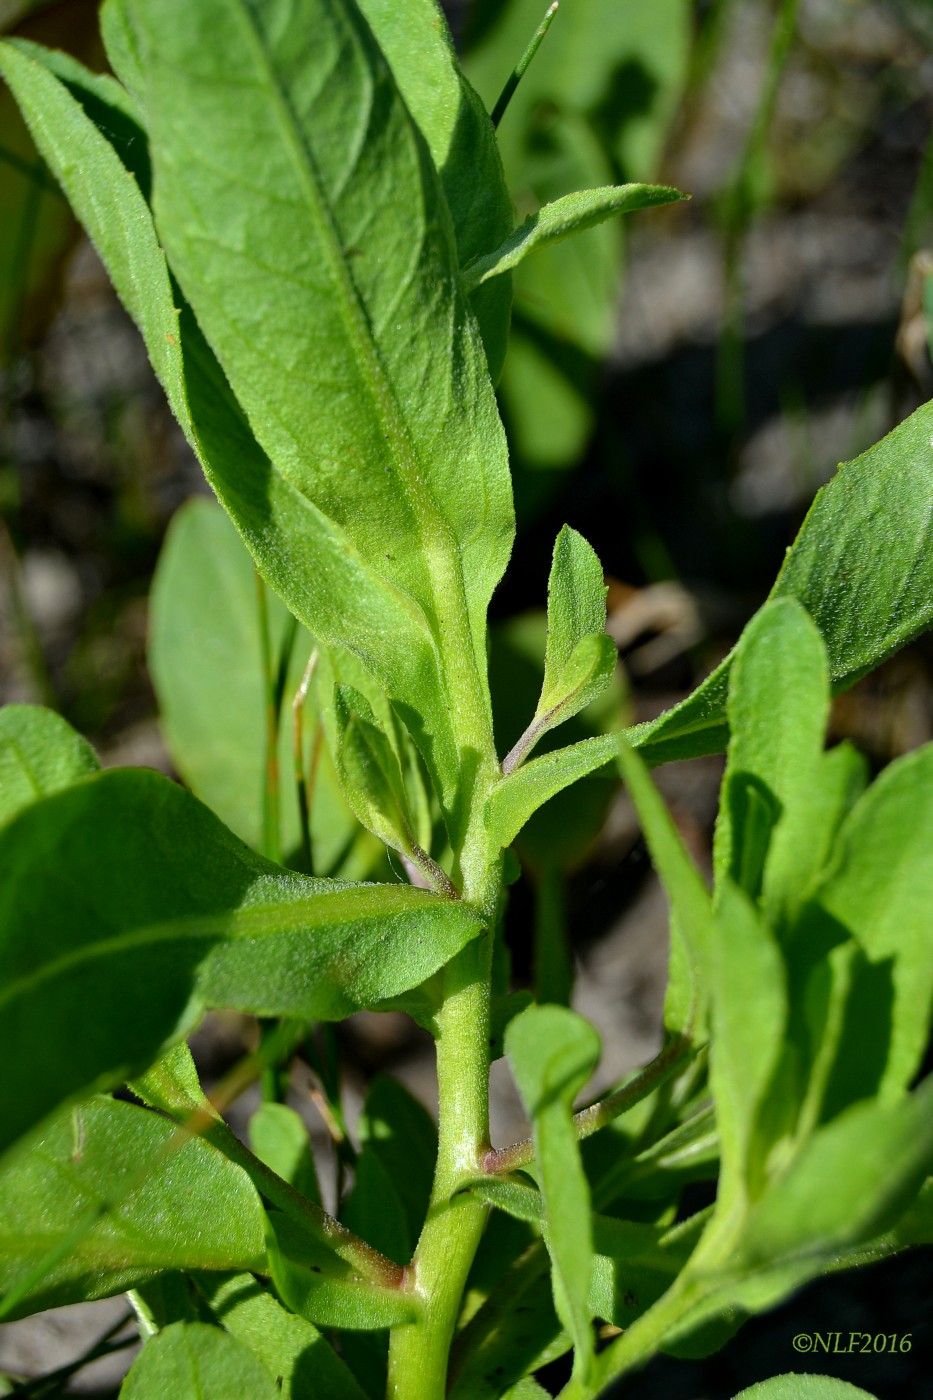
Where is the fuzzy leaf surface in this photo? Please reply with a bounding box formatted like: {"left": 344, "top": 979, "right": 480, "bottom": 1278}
{"left": 0, "top": 1097, "right": 265, "bottom": 1320}
{"left": 0, "top": 704, "right": 98, "bottom": 826}
{"left": 0, "top": 769, "right": 482, "bottom": 1152}
{"left": 463, "top": 184, "right": 684, "bottom": 289}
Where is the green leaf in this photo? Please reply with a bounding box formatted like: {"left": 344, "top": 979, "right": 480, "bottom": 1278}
{"left": 713, "top": 600, "right": 829, "bottom": 920}
{"left": 617, "top": 741, "right": 713, "bottom": 1036}
{"left": 708, "top": 884, "right": 787, "bottom": 1209}
{"left": 0, "top": 1097, "right": 265, "bottom": 1320}
{"left": 120, "top": 1321, "right": 280, "bottom": 1399}
{"left": 149, "top": 498, "right": 370, "bottom": 875}
{"left": 267, "top": 1214, "right": 418, "bottom": 1332}
{"left": 123, "top": 0, "right": 514, "bottom": 797}
{"left": 99, "top": 0, "right": 145, "bottom": 106}
{"left": 797, "top": 743, "right": 933, "bottom": 1104}
{"left": 633, "top": 400, "right": 933, "bottom": 765}
{"left": 734, "top": 1378, "right": 878, "bottom": 1400}
{"left": 0, "top": 704, "right": 98, "bottom": 826}
{"left": 506, "top": 1005, "right": 600, "bottom": 1382}
{"left": 0, "top": 768, "right": 483, "bottom": 1153}
{"left": 333, "top": 686, "right": 416, "bottom": 861}
{"left": 739, "top": 1078, "right": 933, "bottom": 1268}
{"left": 463, "top": 183, "right": 684, "bottom": 290}
{"left": 195, "top": 1272, "right": 368, "bottom": 1400}
{"left": 344, "top": 1076, "right": 436, "bottom": 1260}
{"left": 249, "top": 1104, "right": 320, "bottom": 1207}
{"left": 128, "top": 1042, "right": 209, "bottom": 1122}
{"left": 355, "top": 0, "right": 514, "bottom": 380}
{"left": 485, "top": 733, "right": 618, "bottom": 851}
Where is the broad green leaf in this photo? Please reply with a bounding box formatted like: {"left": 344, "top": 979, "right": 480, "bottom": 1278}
{"left": 120, "top": 1321, "right": 280, "bottom": 1399}
{"left": 485, "top": 733, "right": 618, "bottom": 851}
{"left": 0, "top": 30, "right": 498, "bottom": 812}
{"left": 334, "top": 686, "right": 416, "bottom": 861}
{"left": 506, "top": 1005, "right": 600, "bottom": 1382}
{"left": 617, "top": 741, "right": 714, "bottom": 1036}
{"left": 708, "top": 884, "right": 787, "bottom": 1209}
{"left": 798, "top": 743, "right": 933, "bottom": 1104}
{"left": 0, "top": 768, "right": 483, "bottom": 1153}
{"left": 196, "top": 1272, "right": 368, "bottom": 1400}
{"left": 249, "top": 1104, "right": 320, "bottom": 1207}
{"left": 355, "top": 0, "right": 514, "bottom": 380}
{"left": 0, "top": 704, "right": 98, "bottom": 825}
{"left": 633, "top": 401, "right": 933, "bottom": 766}
{"left": 0, "top": 1097, "right": 265, "bottom": 1320}
{"left": 463, "top": 183, "right": 684, "bottom": 290}
{"left": 149, "top": 498, "right": 371, "bottom": 874}
{"left": 267, "top": 1214, "right": 418, "bottom": 1331}
{"left": 733, "top": 1081, "right": 933, "bottom": 1282}
{"left": 734, "top": 1378, "right": 878, "bottom": 1400}
{"left": 713, "top": 600, "right": 829, "bottom": 920}
{"left": 123, "top": 0, "right": 514, "bottom": 800}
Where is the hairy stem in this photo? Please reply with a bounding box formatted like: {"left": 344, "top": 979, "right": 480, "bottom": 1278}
{"left": 387, "top": 861, "right": 499, "bottom": 1399}
{"left": 483, "top": 1036, "right": 691, "bottom": 1175}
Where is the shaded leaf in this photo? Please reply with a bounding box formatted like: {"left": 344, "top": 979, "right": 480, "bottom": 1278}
{"left": 196, "top": 1271, "right": 367, "bottom": 1400}
{"left": 334, "top": 686, "right": 415, "bottom": 861}
{"left": 120, "top": 1321, "right": 279, "bottom": 1398}
{"left": 267, "top": 1214, "right": 418, "bottom": 1332}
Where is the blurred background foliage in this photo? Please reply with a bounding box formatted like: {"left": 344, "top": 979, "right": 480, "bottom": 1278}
{"left": 1, "top": 1, "right": 932, "bottom": 1391}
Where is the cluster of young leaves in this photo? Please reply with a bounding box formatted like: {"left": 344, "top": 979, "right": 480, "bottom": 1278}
{"left": 0, "top": 0, "right": 931, "bottom": 1397}
{"left": 456, "top": 601, "right": 932, "bottom": 1399}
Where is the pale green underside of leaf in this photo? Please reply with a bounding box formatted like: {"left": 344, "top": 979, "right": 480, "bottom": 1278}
{"left": 121, "top": 1321, "right": 281, "bottom": 1399}
{"left": 0, "top": 1097, "right": 265, "bottom": 1320}
{"left": 462, "top": 183, "right": 684, "bottom": 290}
{"left": 0, "top": 703, "right": 98, "bottom": 827}
{"left": 0, "top": 768, "right": 482, "bottom": 1154}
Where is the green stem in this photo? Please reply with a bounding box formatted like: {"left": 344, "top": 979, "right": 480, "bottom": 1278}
{"left": 491, "top": 1, "right": 560, "bottom": 128}
{"left": 387, "top": 874, "right": 498, "bottom": 1399}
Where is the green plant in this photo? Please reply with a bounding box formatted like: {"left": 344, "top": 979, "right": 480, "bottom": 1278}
{"left": 0, "top": 2, "right": 931, "bottom": 1397}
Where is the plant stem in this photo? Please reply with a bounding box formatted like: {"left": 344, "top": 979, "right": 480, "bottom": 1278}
{"left": 491, "top": 1, "right": 560, "bottom": 128}
{"left": 386, "top": 867, "right": 498, "bottom": 1399}
{"left": 483, "top": 1035, "right": 691, "bottom": 1175}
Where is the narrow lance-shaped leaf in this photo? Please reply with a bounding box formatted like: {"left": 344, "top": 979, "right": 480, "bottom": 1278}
{"left": 0, "top": 704, "right": 98, "bottom": 826}
{"left": 0, "top": 768, "right": 483, "bottom": 1154}
{"left": 506, "top": 1005, "right": 601, "bottom": 1384}
{"left": 617, "top": 741, "right": 714, "bottom": 1037}
{"left": 123, "top": 0, "right": 515, "bottom": 796}
{"left": 713, "top": 599, "right": 829, "bottom": 920}
{"left": 120, "top": 1321, "right": 281, "bottom": 1400}
{"left": 462, "top": 183, "right": 685, "bottom": 290}
{"left": 0, "top": 1097, "right": 266, "bottom": 1321}
{"left": 502, "top": 527, "right": 615, "bottom": 773}
{"left": 708, "top": 883, "right": 787, "bottom": 1212}
{"left": 334, "top": 686, "right": 416, "bottom": 861}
